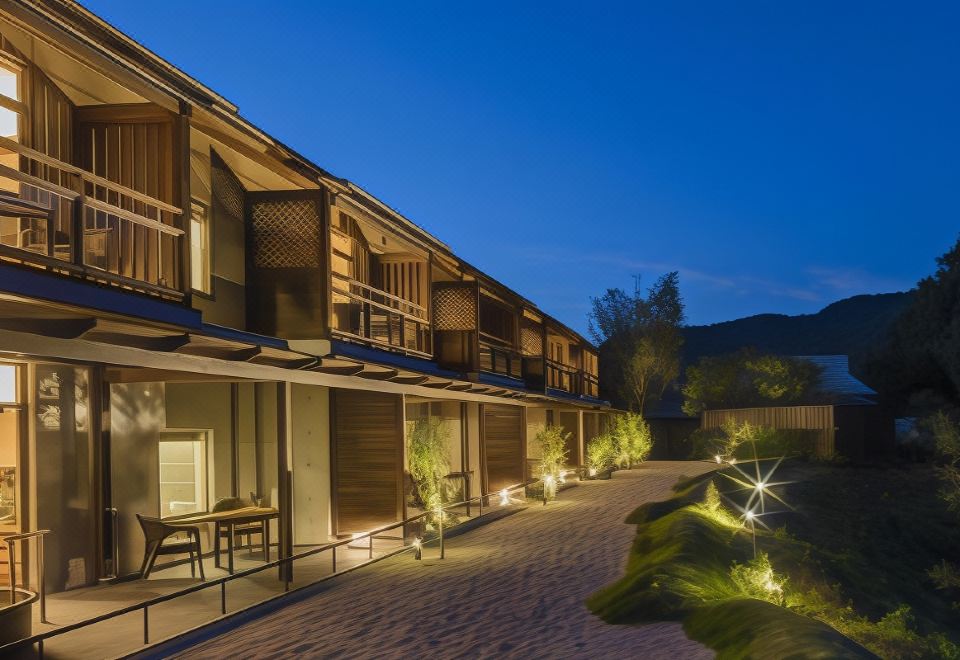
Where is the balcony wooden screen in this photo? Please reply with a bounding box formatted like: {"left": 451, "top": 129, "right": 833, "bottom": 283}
{"left": 433, "top": 281, "right": 479, "bottom": 370}
{"left": 246, "top": 188, "right": 325, "bottom": 338}
{"left": 331, "top": 389, "right": 404, "bottom": 535}
{"left": 481, "top": 404, "right": 524, "bottom": 493}
{"left": 76, "top": 105, "right": 177, "bottom": 288}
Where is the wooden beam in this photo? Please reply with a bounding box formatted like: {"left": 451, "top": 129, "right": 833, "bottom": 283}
{"left": 0, "top": 317, "right": 98, "bottom": 339}
{"left": 359, "top": 369, "right": 400, "bottom": 381}
{"left": 389, "top": 375, "right": 430, "bottom": 386}
{"left": 229, "top": 346, "right": 263, "bottom": 362}
{"left": 90, "top": 332, "right": 191, "bottom": 352}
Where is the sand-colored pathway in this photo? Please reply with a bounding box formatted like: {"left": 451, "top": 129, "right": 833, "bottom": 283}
{"left": 174, "top": 461, "right": 715, "bottom": 659}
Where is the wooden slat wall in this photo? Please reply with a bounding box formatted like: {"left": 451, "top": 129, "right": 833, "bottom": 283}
{"left": 28, "top": 67, "right": 74, "bottom": 183}
{"left": 379, "top": 259, "right": 426, "bottom": 307}
{"left": 332, "top": 389, "right": 403, "bottom": 535}
{"left": 77, "top": 107, "right": 175, "bottom": 283}
{"left": 701, "top": 405, "right": 835, "bottom": 457}
{"left": 482, "top": 404, "right": 524, "bottom": 492}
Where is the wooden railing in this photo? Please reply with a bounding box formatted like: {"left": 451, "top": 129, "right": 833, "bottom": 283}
{"left": 478, "top": 333, "right": 522, "bottom": 379}
{"left": 546, "top": 359, "right": 602, "bottom": 398}
{"left": 330, "top": 273, "right": 431, "bottom": 357}
{"left": 0, "top": 137, "right": 184, "bottom": 299}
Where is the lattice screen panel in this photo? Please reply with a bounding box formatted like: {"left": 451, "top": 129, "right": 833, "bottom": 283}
{"left": 520, "top": 323, "right": 544, "bottom": 357}
{"left": 250, "top": 199, "right": 322, "bottom": 268}
{"left": 433, "top": 284, "right": 477, "bottom": 331}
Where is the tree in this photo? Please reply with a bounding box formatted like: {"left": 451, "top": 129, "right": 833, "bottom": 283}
{"left": 590, "top": 272, "right": 685, "bottom": 412}
{"left": 682, "top": 349, "right": 822, "bottom": 415}
{"left": 866, "top": 236, "right": 960, "bottom": 409}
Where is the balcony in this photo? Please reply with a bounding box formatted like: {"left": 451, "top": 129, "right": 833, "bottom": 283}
{"left": 546, "top": 359, "right": 600, "bottom": 399}
{"left": 0, "top": 137, "right": 184, "bottom": 300}
{"left": 478, "top": 332, "right": 522, "bottom": 379}
{"left": 330, "top": 274, "right": 431, "bottom": 358}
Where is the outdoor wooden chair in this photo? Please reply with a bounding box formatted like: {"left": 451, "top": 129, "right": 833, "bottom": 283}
{"left": 136, "top": 514, "right": 205, "bottom": 580}
{"left": 212, "top": 495, "right": 266, "bottom": 555}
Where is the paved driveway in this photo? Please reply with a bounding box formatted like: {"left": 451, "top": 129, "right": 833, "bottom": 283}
{"left": 174, "top": 461, "right": 715, "bottom": 659}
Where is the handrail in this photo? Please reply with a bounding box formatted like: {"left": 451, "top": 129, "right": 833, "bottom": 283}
{"left": 0, "top": 480, "right": 537, "bottom": 655}
{"left": 478, "top": 332, "right": 518, "bottom": 351}
{"left": 4, "top": 529, "right": 50, "bottom": 624}
{"left": 332, "top": 273, "right": 428, "bottom": 318}
{"left": 0, "top": 135, "right": 182, "bottom": 215}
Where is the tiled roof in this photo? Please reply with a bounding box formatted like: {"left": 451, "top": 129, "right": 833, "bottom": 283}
{"left": 793, "top": 355, "right": 877, "bottom": 405}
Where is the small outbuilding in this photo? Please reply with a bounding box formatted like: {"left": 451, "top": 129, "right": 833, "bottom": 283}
{"left": 700, "top": 355, "right": 894, "bottom": 461}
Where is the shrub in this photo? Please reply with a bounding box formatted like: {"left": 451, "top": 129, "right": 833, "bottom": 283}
{"left": 690, "top": 420, "right": 819, "bottom": 461}
{"left": 611, "top": 412, "right": 654, "bottom": 467}
{"left": 587, "top": 433, "right": 618, "bottom": 474}
{"left": 406, "top": 417, "right": 450, "bottom": 512}
{"left": 730, "top": 552, "right": 786, "bottom": 606}
{"left": 535, "top": 424, "right": 570, "bottom": 481}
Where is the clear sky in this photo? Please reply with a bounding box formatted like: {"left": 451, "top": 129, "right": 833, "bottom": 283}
{"left": 82, "top": 1, "right": 959, "bottom": 334}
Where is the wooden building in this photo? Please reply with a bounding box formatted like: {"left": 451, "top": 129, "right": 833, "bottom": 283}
{"left": 700, "top": 356, "right": 894, "bottom": 460}
{"left": 0, "top": 0, "right": 610, "bottom": 633}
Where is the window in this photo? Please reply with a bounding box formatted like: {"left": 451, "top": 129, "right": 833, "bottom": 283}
{"left": 0, "top": 58, "right": 21, "bottom": 142}
{"left": 0, "top": 364, "right": 16, "bottom": 405}
{"left": 159, "top": 432, "right": 208, "bottom": 517}
{"left": 189, "top": 200, "right": 211, "bottom": 293}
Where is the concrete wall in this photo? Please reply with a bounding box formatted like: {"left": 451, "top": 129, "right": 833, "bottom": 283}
{"left": 110, "top": 382, "right": 166, "bottom": 577}
{"left": 165, "top": 382, "right": 231, "bottom": 502}
{"left": 465, "top": 402, "right": 481, "bottom": 497}
{"left": 291, "top": 384, "right": 330, "bottom": 545}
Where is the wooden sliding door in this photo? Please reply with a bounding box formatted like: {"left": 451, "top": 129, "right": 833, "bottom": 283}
{"left": 482, "top": 404, "right": 525, "bottom": 492}
{"left": 331, "top": 389, "right": 403, "bottom": 536}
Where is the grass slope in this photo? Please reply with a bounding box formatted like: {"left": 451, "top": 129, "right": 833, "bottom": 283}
{"left": 587, "top": 478, "right": 872, "bottom": 658}
{"left": 590, "top": 463, "right": 960, "bottom": 658}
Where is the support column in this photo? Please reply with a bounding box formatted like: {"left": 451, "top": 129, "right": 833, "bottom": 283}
{"left": 277, "top": 382, "right": 293, "bottom": 583}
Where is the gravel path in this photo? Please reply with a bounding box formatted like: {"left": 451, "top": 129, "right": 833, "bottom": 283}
{"left": 174, "top": 461, "right": 715, "bottom": 659}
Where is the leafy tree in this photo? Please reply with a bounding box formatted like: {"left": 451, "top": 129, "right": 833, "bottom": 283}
{"left": 682, "top": 349, "right": 822, "bottom": 415}
{"left": 866, "top": 236, "right": 960, "bottom": 408}
{"left": 590, "top": 272, "right": 685, "bottom": 412}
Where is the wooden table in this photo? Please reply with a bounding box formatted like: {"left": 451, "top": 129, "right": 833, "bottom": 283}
{"left": 169, "top": 507, "right": 279, "bottom": 575}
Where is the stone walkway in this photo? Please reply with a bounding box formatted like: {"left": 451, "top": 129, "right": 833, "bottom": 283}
{"left": 173, "top": 462, "right": 715, "bottom": 659}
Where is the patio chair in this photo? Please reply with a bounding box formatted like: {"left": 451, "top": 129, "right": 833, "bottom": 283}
{"left": 136, "top": 514, "right": 205, "bottom": 580}
{"left": 212, "top": 496, "right": 266, "bottom": 554}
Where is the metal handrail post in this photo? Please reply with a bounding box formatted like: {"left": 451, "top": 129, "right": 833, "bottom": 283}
{"left": 438, "top": 509, "right": 444, "bottom": 560}
{"left": 7, "top": 540, "right": 15, "bottom": 605}
{"left": 38, "top": 534, "right": 46, "bottom": 624}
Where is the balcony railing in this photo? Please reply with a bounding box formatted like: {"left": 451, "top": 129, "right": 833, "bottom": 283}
{"left": 546, "top": 359, "right": 601, "bottom": 398}
{"left": 478, "top": 333, "right": 522, "bottom": 379}
{"left": 0, "top": 137, "right": 184, "bottom": 299}
{"left": 331, "top": 273, "right": 431, "bottom": 357}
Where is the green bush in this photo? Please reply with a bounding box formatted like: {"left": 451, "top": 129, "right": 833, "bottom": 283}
{"left": 535, "top": 424, "right": 570, "bottom": 480}
{"left": 406, "top": 417, "right": 450, "bottom": 512}
{"left": 587, "top": 432, "right": 618, "bottom": 474}
{"left": 611, "top": 412, "right": 654, "bottom": 467}
{"left": 690, "top": 420, "right": 820, "bottom": 461}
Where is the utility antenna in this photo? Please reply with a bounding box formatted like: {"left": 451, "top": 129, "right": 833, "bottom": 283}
{"left": 632, "top": 274, "right": 641, "bottom": 296}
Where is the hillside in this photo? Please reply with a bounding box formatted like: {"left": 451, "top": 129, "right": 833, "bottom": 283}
{"left": 682, "top": 292, "right": 914, "bottom": 378}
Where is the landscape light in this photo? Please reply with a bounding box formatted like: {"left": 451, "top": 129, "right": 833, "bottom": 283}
{"left": 499, "top": 488, "right": 510, "bottom": 506}
{"left": 413, "top": 537, "right": 422, "bottom": 560}
{"left": 588, "top": 468, "right": 597, "bottom": 477}
{"left": 745, "top": 510, "right": 755, "bottom": 521}
{"left": 715, "top": 455, "right": 723, "bottom": 464}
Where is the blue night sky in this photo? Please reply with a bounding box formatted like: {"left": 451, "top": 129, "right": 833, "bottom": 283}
{"left": 83, "top": 1, "right": 959, "bottom": 334}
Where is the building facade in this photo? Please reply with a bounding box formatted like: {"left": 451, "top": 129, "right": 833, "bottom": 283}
{"left": 0, "top": 0, "right": 608, "bottom": 598}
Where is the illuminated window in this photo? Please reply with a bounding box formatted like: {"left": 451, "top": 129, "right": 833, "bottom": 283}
{"left": 0, "top": 59, "right": 20, "bottom": 141}
{"left": 189, "top": 200, "right": 210, "bottom": 293}
{"left": 0, "top": 364, "right": 16, "bottom": 404}
{"left": 159, "top": 432, "right": 208, "bottom": 517}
